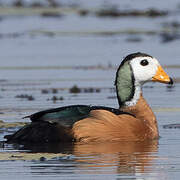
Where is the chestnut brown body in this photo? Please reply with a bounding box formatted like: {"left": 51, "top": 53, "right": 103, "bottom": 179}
{"left": 72, "top": 95, "right": 158, "bottom": 142}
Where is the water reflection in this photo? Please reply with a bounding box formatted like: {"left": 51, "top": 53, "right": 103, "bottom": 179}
{"left": 73, "top": 141, "right": 158, "bottom": 174}
{"left": 8, "top": 140, "right": 158, "bottom": 176}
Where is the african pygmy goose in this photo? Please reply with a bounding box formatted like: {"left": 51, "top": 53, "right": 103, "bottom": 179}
{"left": 4, "top": 52, "right": 173, "bottom": 143}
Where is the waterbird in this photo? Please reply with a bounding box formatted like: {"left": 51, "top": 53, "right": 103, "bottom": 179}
{"left": 4, "top": 52, "right": 173, "bottom": 143}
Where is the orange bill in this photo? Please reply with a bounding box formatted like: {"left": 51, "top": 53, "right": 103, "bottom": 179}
{"left": 152, "top": 65, "right": 172, "bottom": 84}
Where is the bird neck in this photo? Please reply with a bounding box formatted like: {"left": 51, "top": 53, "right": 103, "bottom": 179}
{"left": 115, "top": 62, "right": 141, "bottom": 107}
{"left": 122, "top": 82, "right": 141, "bottom": 107}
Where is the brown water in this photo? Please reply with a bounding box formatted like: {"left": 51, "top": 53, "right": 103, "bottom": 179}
{"left": 0, "top": 0, "right": 180, "bottom": 179}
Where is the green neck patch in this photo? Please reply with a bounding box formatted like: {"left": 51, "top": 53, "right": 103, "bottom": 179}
{"left": 115, "top": 62, "right": 135, "bottom": 106}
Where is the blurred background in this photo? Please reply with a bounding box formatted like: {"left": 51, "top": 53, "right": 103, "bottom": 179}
{"left": 0, "top": 0, "right": 179, "bottom": 119}
{"left": 1, "top": 0, "right": 180, "bottom": 67}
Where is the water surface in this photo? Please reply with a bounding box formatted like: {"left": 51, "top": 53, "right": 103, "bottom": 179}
{"left": 0, "top": 0, "right": 180, "bottom": 179}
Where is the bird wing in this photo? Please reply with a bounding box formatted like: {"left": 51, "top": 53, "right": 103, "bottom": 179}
{"left": 23, "top": 105, "right": 134, "bottom": 128}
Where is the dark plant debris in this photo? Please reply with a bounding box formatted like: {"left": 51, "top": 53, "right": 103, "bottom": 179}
{"left": 143, "top": 85, "right": 154, "bottom": 89}
{"left": 15, "top": 94, "right": 35, "bottom": 101}
{"left": 83, "top": 88, "right": 101, "bottom": 93}
{"left": 30, "top": 2, "right": 44, "bottom": 8}
{"left": 162, "top": 21, "right": 180, "bottom": 29}
{"left": 47, "top": 96, "right": 64, "bottom": 103}
{"left": 41, "top": 88, "right": 58, "bottom": 94}
{"left": 69, "top": 85, "right": 81, "bottom": 94}
{"left": 12, "top": 0, "right": 60, "bottom": 8}
{"left": 78, "top": 9, "right": 89, "bottom": 16}
{"left": 126, "top": 36, "right": 143, "bottom": 43}
{"left": 41, "top": 12, "right": 62, "bottom": 18}
{"left": 163, "top": 124, "right": 180, "bottom": 129}
{"left": 47, "top": 0, "right": 60, "bottom": 8}
{"left": 0, "top": 120, "right": 27, "bottom": 129}
{"left": 52, "top": 88, "right": 58, "bottom": 94}
{"left": 4, "top": 1, "right": 169, "bottom": 19}
{"left": 0, "top": 32, "right": 24, "bottom": 39}
{"left": 69, "top": 85, "right": 101, "bottom": 94}
{"left": 41, "top": 89, "right": 49, "bottom": 94}
{"left": 160, "top": 32, "right": 180, "bottom": 43}
{"left": 95, "top": 8, "right": 168, "bottom": 18}
{"left": 107, "top": 96, "right": 116, "bottom": 99}
{"left": 13, "top": 0, "right": 24, "bottom": 7}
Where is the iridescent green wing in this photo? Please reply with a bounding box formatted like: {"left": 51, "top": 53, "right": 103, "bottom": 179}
{"left": 25, "top": 105, "right": 91, "bottom": 127}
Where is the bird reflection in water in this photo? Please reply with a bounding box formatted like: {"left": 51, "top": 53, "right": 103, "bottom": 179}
{"left": 73, "top": 140, "right": 158, "bottom": 174}
{"left": 11, "top": 140, "right": 158, "bottom": 175}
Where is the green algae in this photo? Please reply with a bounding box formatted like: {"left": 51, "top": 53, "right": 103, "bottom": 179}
{"left": 0, "top": 152, "right": 68, "bottom": 161}
{"left": 0, "top": 120, "right": 27, "bottom": 129}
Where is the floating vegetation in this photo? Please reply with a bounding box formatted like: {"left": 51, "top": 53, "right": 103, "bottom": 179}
{"left": 29, "top": 29, "right": 159, "bottom": 38}
{"left": 83, "top": 88, "right": 101, "bottom": 93}
{"left": 95, "top": 8, "right": 168, "bottom": 18}
{"left": 52, "top": 88, "right": 58, "bottom": 94}
{"left": 143, "top": 85, "right": 154, "bottom": 89}
{"left": 107, "top": 96, "right": 116, "bottom": 99}
{"left": 84, "top": 88, "right": 93, "bottom": 93}
{"left": 162, "top": 21, "right": 180, "bottom": 29}
{"left": 41, "top": 12, "right": 62, "bottom": 18}
{"left": 0, "top": 6, "right": 169, "bottom": 18}
{"left": 163, "top": 124, "right": 180, "bottom": 129}
{"left": 0, "top": 120, "right": 27, "bottom": 129}
{"left": 41, "top": 89, "right": 49, "bottom": 94}
{"left": 41, "top": 88, "right": 59, "bottom": 94}
{"left": 126, "top": 36, "right": 143, "bottom": 43}
{"left": 69, "top": 85, "right": 81, "bottom": 94}
{"left": 69, "top": 85, "right": 101, "bottom": 94}
{"left": 160, "top": 32, "right": 180, "bottom": 43}
{"left": 0, "top": 26, "right": 179, "bottom": 42}
{"left": 47, "top": 96, "right": 64, "bottom": 103}
{"left": 30, "top": 2, "right": 44, "bottom": 8}
{"left": 78, "top": 9, "right": 89, "bottom": 16}
{"left": 0, "top": 32, "right": 24, "bottom": 39}
{"left": 46, "top": 0, "right": 60, "bottom": 8}
{"left": 95, "top": 88, "right": 101, "bottom": 93}
{"left": 12, "top": 0, "right": 60, "bottom": 8}
{"left": 15, "top": 94, "right": 35, "bottom": 101}
{"left": 13, "top": 0, "right": 24, "bottom": 7}
{"left": 0, "top": 152, "right": 68, "bottom": 161}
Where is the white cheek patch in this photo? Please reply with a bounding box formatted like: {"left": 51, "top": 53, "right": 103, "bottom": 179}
{"left": 123, "top": 55, "right": 161, "bottom": 107}
{"left": 130, "top": 57, "right": 159, "bottom": 84}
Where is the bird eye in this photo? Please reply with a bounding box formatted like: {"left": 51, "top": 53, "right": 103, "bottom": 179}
{"left": 140, "top": 59, "right": 149, "bottom": 66}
